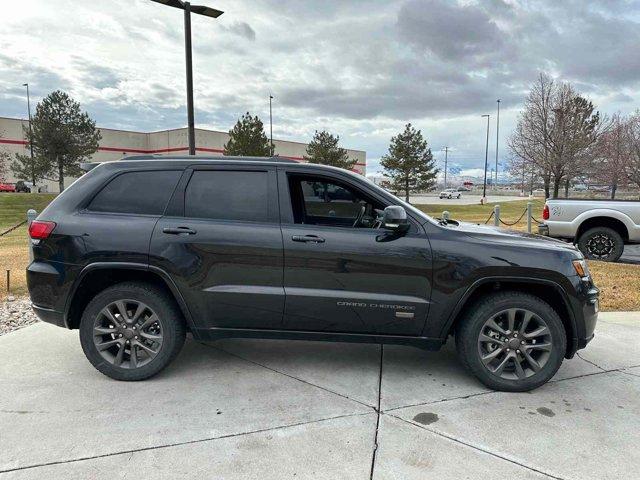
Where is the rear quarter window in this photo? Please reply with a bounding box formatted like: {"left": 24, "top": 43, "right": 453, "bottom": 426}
{"left": 87, "top": 170, "right": 181, "bottom": 215}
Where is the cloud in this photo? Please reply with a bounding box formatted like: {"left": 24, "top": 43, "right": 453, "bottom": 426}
{"left": 222, "top": 21, "right": 256, "bottom": 41}
{"left": 397, "top": 0, "right": 503, "bottom": 61}
{"left": 0, "top": 0, "right": 639, "bottom": 174}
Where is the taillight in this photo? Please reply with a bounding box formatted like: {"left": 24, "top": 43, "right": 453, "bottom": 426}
{"left": 29, "top": 221, "right": 56, "bottom": 239}
{"left": 542, "top": 205, "right": 549, "bottom": 220}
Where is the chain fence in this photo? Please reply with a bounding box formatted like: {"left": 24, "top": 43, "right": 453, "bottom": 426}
{"left": 0, "top": 220, "right": 27, "bottom": 238}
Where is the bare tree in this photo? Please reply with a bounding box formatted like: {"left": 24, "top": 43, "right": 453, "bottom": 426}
{"left": 547, "top": 84, "right": 604, "bottom": 198}
{"left": 626, "top": 111, "right": 640, "bottom": 198}
{"left": 509, "top": 73, "right": 604, "bottom": 198}
{"left": 508, "top": 73, "right": 555, "bottom": 198}
{"left": 591, "top": 113, "right": 630, "bottom": 199}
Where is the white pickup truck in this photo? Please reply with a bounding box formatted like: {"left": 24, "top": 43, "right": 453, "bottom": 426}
{"left": 539, "top": 199, "right": 640, "bottom": 262}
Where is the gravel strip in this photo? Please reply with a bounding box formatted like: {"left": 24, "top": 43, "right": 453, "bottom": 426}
{"left": 1, "top": 297, "right": 39, "bottom": 336}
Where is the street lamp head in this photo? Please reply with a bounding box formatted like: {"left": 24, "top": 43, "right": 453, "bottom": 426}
{"left": 481, "top": 114, "right": 490, "bottom": 118}
{"left": 190, "top": 5, "right": 224, "bottom": 18}
{"left": 23, "top": 83, "right": 28, "bottom": 87}
{"left": 150, "top": 0, "right": 185, "bottom": 9}
{"left": 150, "top": 0, "right": 224, "bottom": 17}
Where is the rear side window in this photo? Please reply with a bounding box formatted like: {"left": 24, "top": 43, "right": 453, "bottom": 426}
{"left": 185, "top": 170, "right": 268, "bottom": 222}
{"left": 88, "top": 170, "right": 181, "bottom": 215}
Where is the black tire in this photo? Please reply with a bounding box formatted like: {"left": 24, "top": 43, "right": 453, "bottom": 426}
{"left": 577, "top": 226, "right": 624, "bottom": 262}
{"left": 455, "top": 291, "right": 566, "bottom": 392}
{"left": 79, "top": 282, "right": 186, "bottom": 381}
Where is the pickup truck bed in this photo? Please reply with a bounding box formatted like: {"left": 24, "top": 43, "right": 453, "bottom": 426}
{"left": 539, "top": 198, "right": 640, "bottom": 261}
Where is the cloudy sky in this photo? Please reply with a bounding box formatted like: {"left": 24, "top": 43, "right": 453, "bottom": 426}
{"left": 1, "top": 0, "right": 639, "bottom": 176}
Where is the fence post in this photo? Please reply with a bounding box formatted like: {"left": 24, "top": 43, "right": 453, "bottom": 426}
{"left": 27, "top": 209, "right": 37, "bottom": 262}
{"left": 527, "top": 202, "right": 532, "bottom": 234}
{"left": 494, "top": 204, "right": 500, "bottom": 227}
{"left": 442, "top": 211, "right": 450, "bottom": 222}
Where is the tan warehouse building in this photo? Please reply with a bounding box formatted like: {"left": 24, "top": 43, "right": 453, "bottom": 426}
{"left": 0, "top": 116, "right": 366, "bottom": 192}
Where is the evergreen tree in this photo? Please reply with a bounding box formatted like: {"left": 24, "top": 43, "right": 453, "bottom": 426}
{"left": 10, "top": 90, "right": 101, "bottom": 192}
{"left": 380, "top": 123, "right": 438, "bottom": 202}
{"left": 304, "top": 130, "right": 355, "bottom": 170}
{"left": 223, "top": 112, "right": 271, "bottom": 156}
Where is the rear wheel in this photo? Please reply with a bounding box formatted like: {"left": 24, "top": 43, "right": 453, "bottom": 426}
{"left": 79, "top": 282, "right": 186, "bottom": 381}
{"left": 455, "top": 292, "right": 566, "bottom": 392}
{"left": 578, "top": 226, "right": 623, "bottom": 262}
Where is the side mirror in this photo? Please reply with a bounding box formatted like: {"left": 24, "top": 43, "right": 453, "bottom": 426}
{"left": 383, "top": 206, "right": 409, "bottom": 233}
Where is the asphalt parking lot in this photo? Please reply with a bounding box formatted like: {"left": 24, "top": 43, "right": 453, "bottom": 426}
{"left": 1, "top": 313, "right": 639, "bottom": 479}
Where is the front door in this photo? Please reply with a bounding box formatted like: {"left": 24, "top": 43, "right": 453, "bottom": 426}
{"left": 150, "top": 166, "right": 284, "bottom": 332}
{"left": 279, "top": 170, "right": 432, "bottom": 336}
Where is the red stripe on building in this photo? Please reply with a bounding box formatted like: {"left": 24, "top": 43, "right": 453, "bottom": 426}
{"left": 1, "top": 139, "right": 365, "bottom": 166}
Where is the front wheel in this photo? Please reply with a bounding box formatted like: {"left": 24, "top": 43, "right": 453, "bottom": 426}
{"left": 577, "top": 226, "right": 623, "bottom": 262}
{"left": 455, "top": 292, "right": 566, "bottom": 392}
{"left": 79, "top": 282, "right": 186, "bottom": 381}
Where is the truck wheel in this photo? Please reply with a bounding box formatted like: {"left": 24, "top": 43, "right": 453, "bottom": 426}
{"left": 578, "top": 227, "right": 623, "bottom": 262}
{"left": 455, "top": 292, "right": 566, "bottom": 392}
{"left": 79, "top": 282, "right": 186, "bottom": 381}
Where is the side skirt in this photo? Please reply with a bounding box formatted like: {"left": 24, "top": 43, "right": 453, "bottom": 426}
{"left": 192, "top": 327, "right": 444, "bottom": 350}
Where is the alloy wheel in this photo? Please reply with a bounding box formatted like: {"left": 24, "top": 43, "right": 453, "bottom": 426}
{"left": 586, "top": 233, "right": 615, "bottom": 259}
{"left": 477, "top": 308, "right": 553, "bottom": 380}
{"left": 92, "top": 300, "right": 163, "bottom": 369}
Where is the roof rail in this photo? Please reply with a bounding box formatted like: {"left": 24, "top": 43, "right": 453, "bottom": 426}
{"left": 120, "top": 154, "right": 159, "bottom": 160}
{"left": 117, "top": 154, "right": 299, "bottom": 163}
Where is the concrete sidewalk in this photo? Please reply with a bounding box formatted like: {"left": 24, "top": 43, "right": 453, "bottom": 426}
{"left": 1, "top": 312, "right": 639, "bottom": 479}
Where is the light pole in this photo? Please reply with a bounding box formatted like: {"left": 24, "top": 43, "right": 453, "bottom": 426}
{"left": 22, "top": 83, "right": 36, "bottom": 188}
{"left": 481, "top": 114, "right": 490, "bottom": 202}
{"left": 442, "top": 146, "right": 449, "bottom": 189}
{"left": 495, "top": 99, "right": 500, "bottom": 189}
{"left": 269, "top": 94, "right": 274, "bottom": 156}
{"left": 150, "top": 0, "right": 224, "bottom": 156}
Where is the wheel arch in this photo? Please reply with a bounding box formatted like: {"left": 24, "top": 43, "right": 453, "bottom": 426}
{"left": 64, "top": 263, "right": 196, "bottom": 333}
{"left": 442, "top": 277, "right": 578, "bottom": 358}
{"left": 576, "top": 215, "right": 629, "bottom": 242}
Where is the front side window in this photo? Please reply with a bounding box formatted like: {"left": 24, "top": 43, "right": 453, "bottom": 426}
{"left": 185, "top": 170, "right": 269, "bottom": 222}
{"left": 88, "top": 170, "right": 181, "bottom": 215}
{"left": 289, "top": 175, "right": 382, "bottom": 228}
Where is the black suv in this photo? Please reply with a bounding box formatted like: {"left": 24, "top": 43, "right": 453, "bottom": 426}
{"left": 27, "top": 156, "right": 599, "bottom": 391}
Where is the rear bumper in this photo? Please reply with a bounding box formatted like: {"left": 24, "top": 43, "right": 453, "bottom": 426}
{"left": 26, "top": 260, "right": 79, "bottom": 328}
{"left": 32, "top": 304, "right": 66, "bottom": 328}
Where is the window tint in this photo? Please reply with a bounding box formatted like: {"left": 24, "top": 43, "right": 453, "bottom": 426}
{"left": 185, "top": 170, "right": 269, "bottom": 222}
{"left": 88, "top": 170, "right": 181, "bottom": 215}
{"left": 289, "top": 176, "right": 382, "bottom": 228}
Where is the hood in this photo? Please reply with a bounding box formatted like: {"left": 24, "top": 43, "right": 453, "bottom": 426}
{"left": 447, "top": 221, "right": 581, "bottom": 254}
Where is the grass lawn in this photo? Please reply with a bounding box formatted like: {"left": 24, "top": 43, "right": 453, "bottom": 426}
{"left": 1, "top": 194, "right": 638, "bottom": 311}
{"left": 416, "top": 199, "right": 546, "bottom": 232}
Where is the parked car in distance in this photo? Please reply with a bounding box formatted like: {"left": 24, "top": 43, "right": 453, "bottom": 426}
{"left": 15, "top": 181, "right": 33, "bottom": 193}
{"left": 439, "top": 188, "right": 461, "bottom": 199}
{"left": 539, "top": 198, "right": 640, "bottom": 262}
{"left": 457, "top": 186, "right": 471, "bottom": 192}
{"left": 27, "top": 155, "right": 598, "bottom": 392}
{"left": 0, "top": 182, "right": 16, "bottom": 192}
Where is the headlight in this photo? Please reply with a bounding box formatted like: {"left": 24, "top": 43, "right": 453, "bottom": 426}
{"left": 572, "top": 259, "right": 590, "bottom": 279}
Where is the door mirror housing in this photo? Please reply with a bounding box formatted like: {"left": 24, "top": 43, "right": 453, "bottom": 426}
{"left": 382, "top": 206, "right": 409, "bottom": 233}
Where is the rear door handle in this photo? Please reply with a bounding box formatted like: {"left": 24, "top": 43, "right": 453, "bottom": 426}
{"left": 292, "top": 234, "right": 325, "bottom": 243}
{"left": 163, "top": 226, "right": 197, "bottom": 235}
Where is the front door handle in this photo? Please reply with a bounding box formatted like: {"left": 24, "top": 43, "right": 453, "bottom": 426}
{"left": 292, "top": 234, "right": 325, "bottom": 243}
{"left": 163, "top": 226, "right": 197, "bottom": 235}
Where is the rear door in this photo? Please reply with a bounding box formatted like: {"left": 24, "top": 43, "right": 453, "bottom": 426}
{"left": 149, "top": 165, "right": 284, "bottom": 333}
{"left": 278, "top": 168, "right": 432, "bottom": 336}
